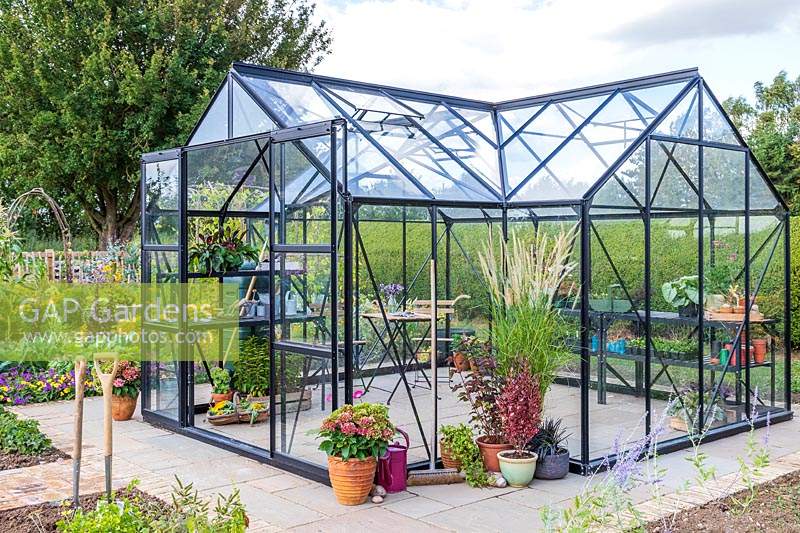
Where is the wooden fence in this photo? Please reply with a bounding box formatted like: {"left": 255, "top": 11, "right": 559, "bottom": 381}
{"left": 16, "top": 249, "right": 138, "bottom": 283}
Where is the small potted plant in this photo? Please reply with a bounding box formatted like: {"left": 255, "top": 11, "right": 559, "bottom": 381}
{"left": 317, "top": 403, "right": 396, "bottom": 505}
{"left": 452, "top": 356, "right": 511, "bottom": 472}
{"left": 496, "top": 367, "right": 542, "bottom": 487}
{"left": 207, "top": 400, "right": 237, "bottom": 426}
{"left": 527, "top": 418, "right": 570, "bottom": 480}
{"left": 378, "top": 283, "right": 404, "bottom": 311}
{"left": 233, "top": 336, "right": 270, "bottom": 402}
{"left": 668, "top": 383, "right": 727, "bottom": 433}
{"left": 210, "top": 366, "right": 233, "bottom": 403}
{"left": 189, "top": 227, "right": 259, "bottom": 275}
{"left": 439, "top": 423, "right": 493, "bottom": 487}
{"left": 111, "top": 360, "right": 141, "bottom": 421}
{"left": 662, "top": 276, "right": 702, "bottom": 317}
{"left": 237, "top": 398, "right": 268, "bottom": 425}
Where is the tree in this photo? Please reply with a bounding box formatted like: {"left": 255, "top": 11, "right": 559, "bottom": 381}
{"left": 723, "top": 71, "right": 800, "bottom": 211}
{"left": 0, "top": 0, "right": 331, "bottom": 248}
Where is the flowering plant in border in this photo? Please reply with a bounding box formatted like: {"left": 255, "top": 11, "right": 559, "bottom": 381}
{"left": 317, "top": 403, "right": 396, "bottom": 460}
{"left": 0, "top": 365, "right": 99, "bottom": 405}
{"left": 112, "top": 361, "right": 141, "bottom": 398}
{"left": 497, "top": 366, "right": 542, "bottom": 457}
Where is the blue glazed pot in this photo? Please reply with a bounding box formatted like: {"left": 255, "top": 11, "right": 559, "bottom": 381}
{"left": 497, "top": 450, "right": 538, "bottom": 487}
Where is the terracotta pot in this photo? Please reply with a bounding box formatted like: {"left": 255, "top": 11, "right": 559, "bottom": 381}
{"left": 452, "top": 352, "right": 470, "bottom": 372}
{"left": 112, "top": 392, "right": 138, "bottom": 421}
{"left": 440, "top": 440, "right": 462, "bottom": 471}
{"left": 211, "top": 391, "right": 233, "bottom": 403}
{"left": 752, "top": 339, "right": 768, "bottom": 364}
{"left": 327, "top": 455, "right": 376, "bottom": 506}
{"left": 475, "top": 436, "right": 513, "bottom": 472}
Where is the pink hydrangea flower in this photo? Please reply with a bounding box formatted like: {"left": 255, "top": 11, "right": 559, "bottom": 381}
{"left": 113, "top": 378, "right": 125, "bottom": 388}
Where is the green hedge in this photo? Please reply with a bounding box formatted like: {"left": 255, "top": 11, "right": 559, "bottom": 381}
{"left": 355, "top": 215, "right": 799, "bottom": 348}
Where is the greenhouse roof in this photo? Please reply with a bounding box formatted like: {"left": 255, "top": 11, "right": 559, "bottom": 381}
{"left": 184, "top": 63, "right": 786, "bottom": 212}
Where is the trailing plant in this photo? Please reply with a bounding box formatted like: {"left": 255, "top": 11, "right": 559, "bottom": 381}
{"left": 440, "top": 423, "right": 492, "bottom": 488}
{"left": 451, "top": 356, "right": 505, "bottom": 440}
{"left": 111, "top": 360, "right": 140, "bottom": 398}
{"left": 317, "top": 403, "right": 396, "bottom": 460}
{"left": 210, "top": 367, "right": 232, "bottom": 395}
{"left": 661, "top": 275, "right": 701, "bottom": 309}
{"left": 0, "top": 406, "right": 53, "bottom": 455}
{"left": 233, "top": 335, "right": 270, "bottom": 397}
{"left": 497, "top": 367, "right": 542, "bottom": 457}
{"left": 189, "top": 227, "right": 259, "bottom": 274}
{"left": 527, "top": 417, "right": 570, "bottom": 458}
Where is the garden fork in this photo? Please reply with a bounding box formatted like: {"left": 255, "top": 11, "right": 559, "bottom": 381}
{"left": 93, "top": 353, "right": 119, "bottom": 502}
{"left": 72, "top": 357, "right": 86, "bottom": 508}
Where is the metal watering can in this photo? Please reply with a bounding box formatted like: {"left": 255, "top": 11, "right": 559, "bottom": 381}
{"left": 375, "top": 428, "right": 409, "bottom": 493}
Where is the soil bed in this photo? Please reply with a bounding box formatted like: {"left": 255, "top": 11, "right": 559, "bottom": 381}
{"left": 648, "top": 470, "right": 800, "bottom": 532}
{"left": 0, "top": 447, "right": 69, "bottom": 471}
{"left": 0, "top": 487, "right": 167, "bottom": 533}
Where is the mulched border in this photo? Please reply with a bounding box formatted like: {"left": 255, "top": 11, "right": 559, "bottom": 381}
{"left": 0, "top": 488, "right": 167, "bottom": 533}
{"left": 647, "top": 470, "right": 800, "bottom": 532}
{"left": 0, "top": 447, "right": 69, "bottom": 471}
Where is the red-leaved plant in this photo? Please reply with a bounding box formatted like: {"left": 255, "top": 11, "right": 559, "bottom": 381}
{"left": 497, "top": 367, "right": 542, "bottom": 457}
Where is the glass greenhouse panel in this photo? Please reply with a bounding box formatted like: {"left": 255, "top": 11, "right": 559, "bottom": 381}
{"left": 703, "top": 147, "right": 745, "bottom": 211}
{"left": 232, "top": 79, "right": 275, "bottom": 137}
{"left": 650, "top": 141, "right": 699, "bottom": 210}
{"left": 188, "top": 80, "right": 229, "bottom": 145}
{"left": 322, "top": 83, "right": 423, "bottom": 117}
{"left": 368, "top": 124, "right": 498, "bottom": 202}
{"left": 655, "top": 85, "right": 699, "bottom": 139}
{"left": 186, "top": 137, "right": 270, "bottom": 211}
{"left": 144, "top": 159, "right": 179, "bottom": 245}
{"left": 240, "top": 75, "right": 337, "bottom": 127}
{"left": 749, "top": 157, "right": 780, "bottom": 210}
{"left": 498, "top": 104, "right": 544, "bottom": 143}
{"left": 701, "top": 87, "right": 739, "bottom": 145}
{"left": 346, "top": 132, "right": 430, "bottom": 199}
{"left": 449, "top": 105, "right": 498, "bottom": 146}
{"left": 412, "top": 103, "right": 501, "bottom": 192}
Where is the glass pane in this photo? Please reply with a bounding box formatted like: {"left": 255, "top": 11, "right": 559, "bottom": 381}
{"left": 232, "top": 79, "right": 275, "bottom": 137}
{"left": 656, "top": 86, "right": 699, "bottom": 139}
{"left": 412, "top": 102, "right": 501, "bottom": 193}
{"left": 367, "top": 124, "right": 498, "bottom": 201}
{"left": 186, "top": 137, "right": 270, "bottom": 211}
{"left": 650, "top": 141, "right": 699, "bottom": 210}
{"left": 324, "top": 83, "right": 422, "bottom": 117}
{"left": 749, "top": 157, "right": 780, "bottom": 210}
{"left": 347, "top": 132, "right": 429, "bottom": 199}
{"left": 704, "top": 147, "right": 745, "bottom": 211}
{"left": 450, "top": 105, "right": 498, "bottom": 144}
{"left": 702, "top": 88, "right": 739, "bottom": 145}
{"left": 189, "top": 80, "right": 229, "bottom": 145}
{"left": 498, "top": 105, "right": 542, "bottom": 143}
{"left": 239, "top": 75, "right": 336, "bottom": 127}
{"left": 144, "top": 159, "right": 179, "bottom": 245}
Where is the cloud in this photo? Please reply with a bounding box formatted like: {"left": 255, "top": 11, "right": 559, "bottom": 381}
{"left": 601, "top": 0, "right": 800, "bottom": 46}
{"left": 312, "top": 0, "right": 799, "bottom": 102}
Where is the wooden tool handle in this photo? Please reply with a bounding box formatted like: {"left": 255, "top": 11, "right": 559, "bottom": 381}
{"left": 92, "top": 353, "right": 118, "bottom": 457}
{"left": 73, "top": 358, "right": 86, "bottom": 462}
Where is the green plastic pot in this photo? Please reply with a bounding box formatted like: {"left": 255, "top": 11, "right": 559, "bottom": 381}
{"left": 497, "top": 450, "right": 538, "bottom": 487}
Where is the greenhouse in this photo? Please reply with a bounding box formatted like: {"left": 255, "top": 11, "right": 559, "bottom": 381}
{"left": 140, "top": 63, "right": 791, "bottom": 482}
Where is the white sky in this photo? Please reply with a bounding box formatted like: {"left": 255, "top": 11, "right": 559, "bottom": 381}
{"left": 314, "top": 0, "right": 800, "bottom": 103}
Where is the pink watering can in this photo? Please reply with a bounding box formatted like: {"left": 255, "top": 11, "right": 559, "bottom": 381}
{"left": 375, "top": 428, "right": 409, "bottom": 493}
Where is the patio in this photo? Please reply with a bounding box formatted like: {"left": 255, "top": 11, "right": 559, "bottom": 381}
{"left": 4, "top": 397, "right": 798, "bottom": 532}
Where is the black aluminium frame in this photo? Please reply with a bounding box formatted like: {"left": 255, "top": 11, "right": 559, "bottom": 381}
{"left": 140, "top": 65, "right": 792, "bottom": 481}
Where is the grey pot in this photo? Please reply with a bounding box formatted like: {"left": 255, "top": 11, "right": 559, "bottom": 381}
{"left": 534, "top": 449, "right": 570, "bottom": 480}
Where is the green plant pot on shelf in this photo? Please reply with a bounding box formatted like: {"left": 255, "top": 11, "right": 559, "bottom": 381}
{"left": 498, "top": 450, "right": 538, "bottom": 487}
